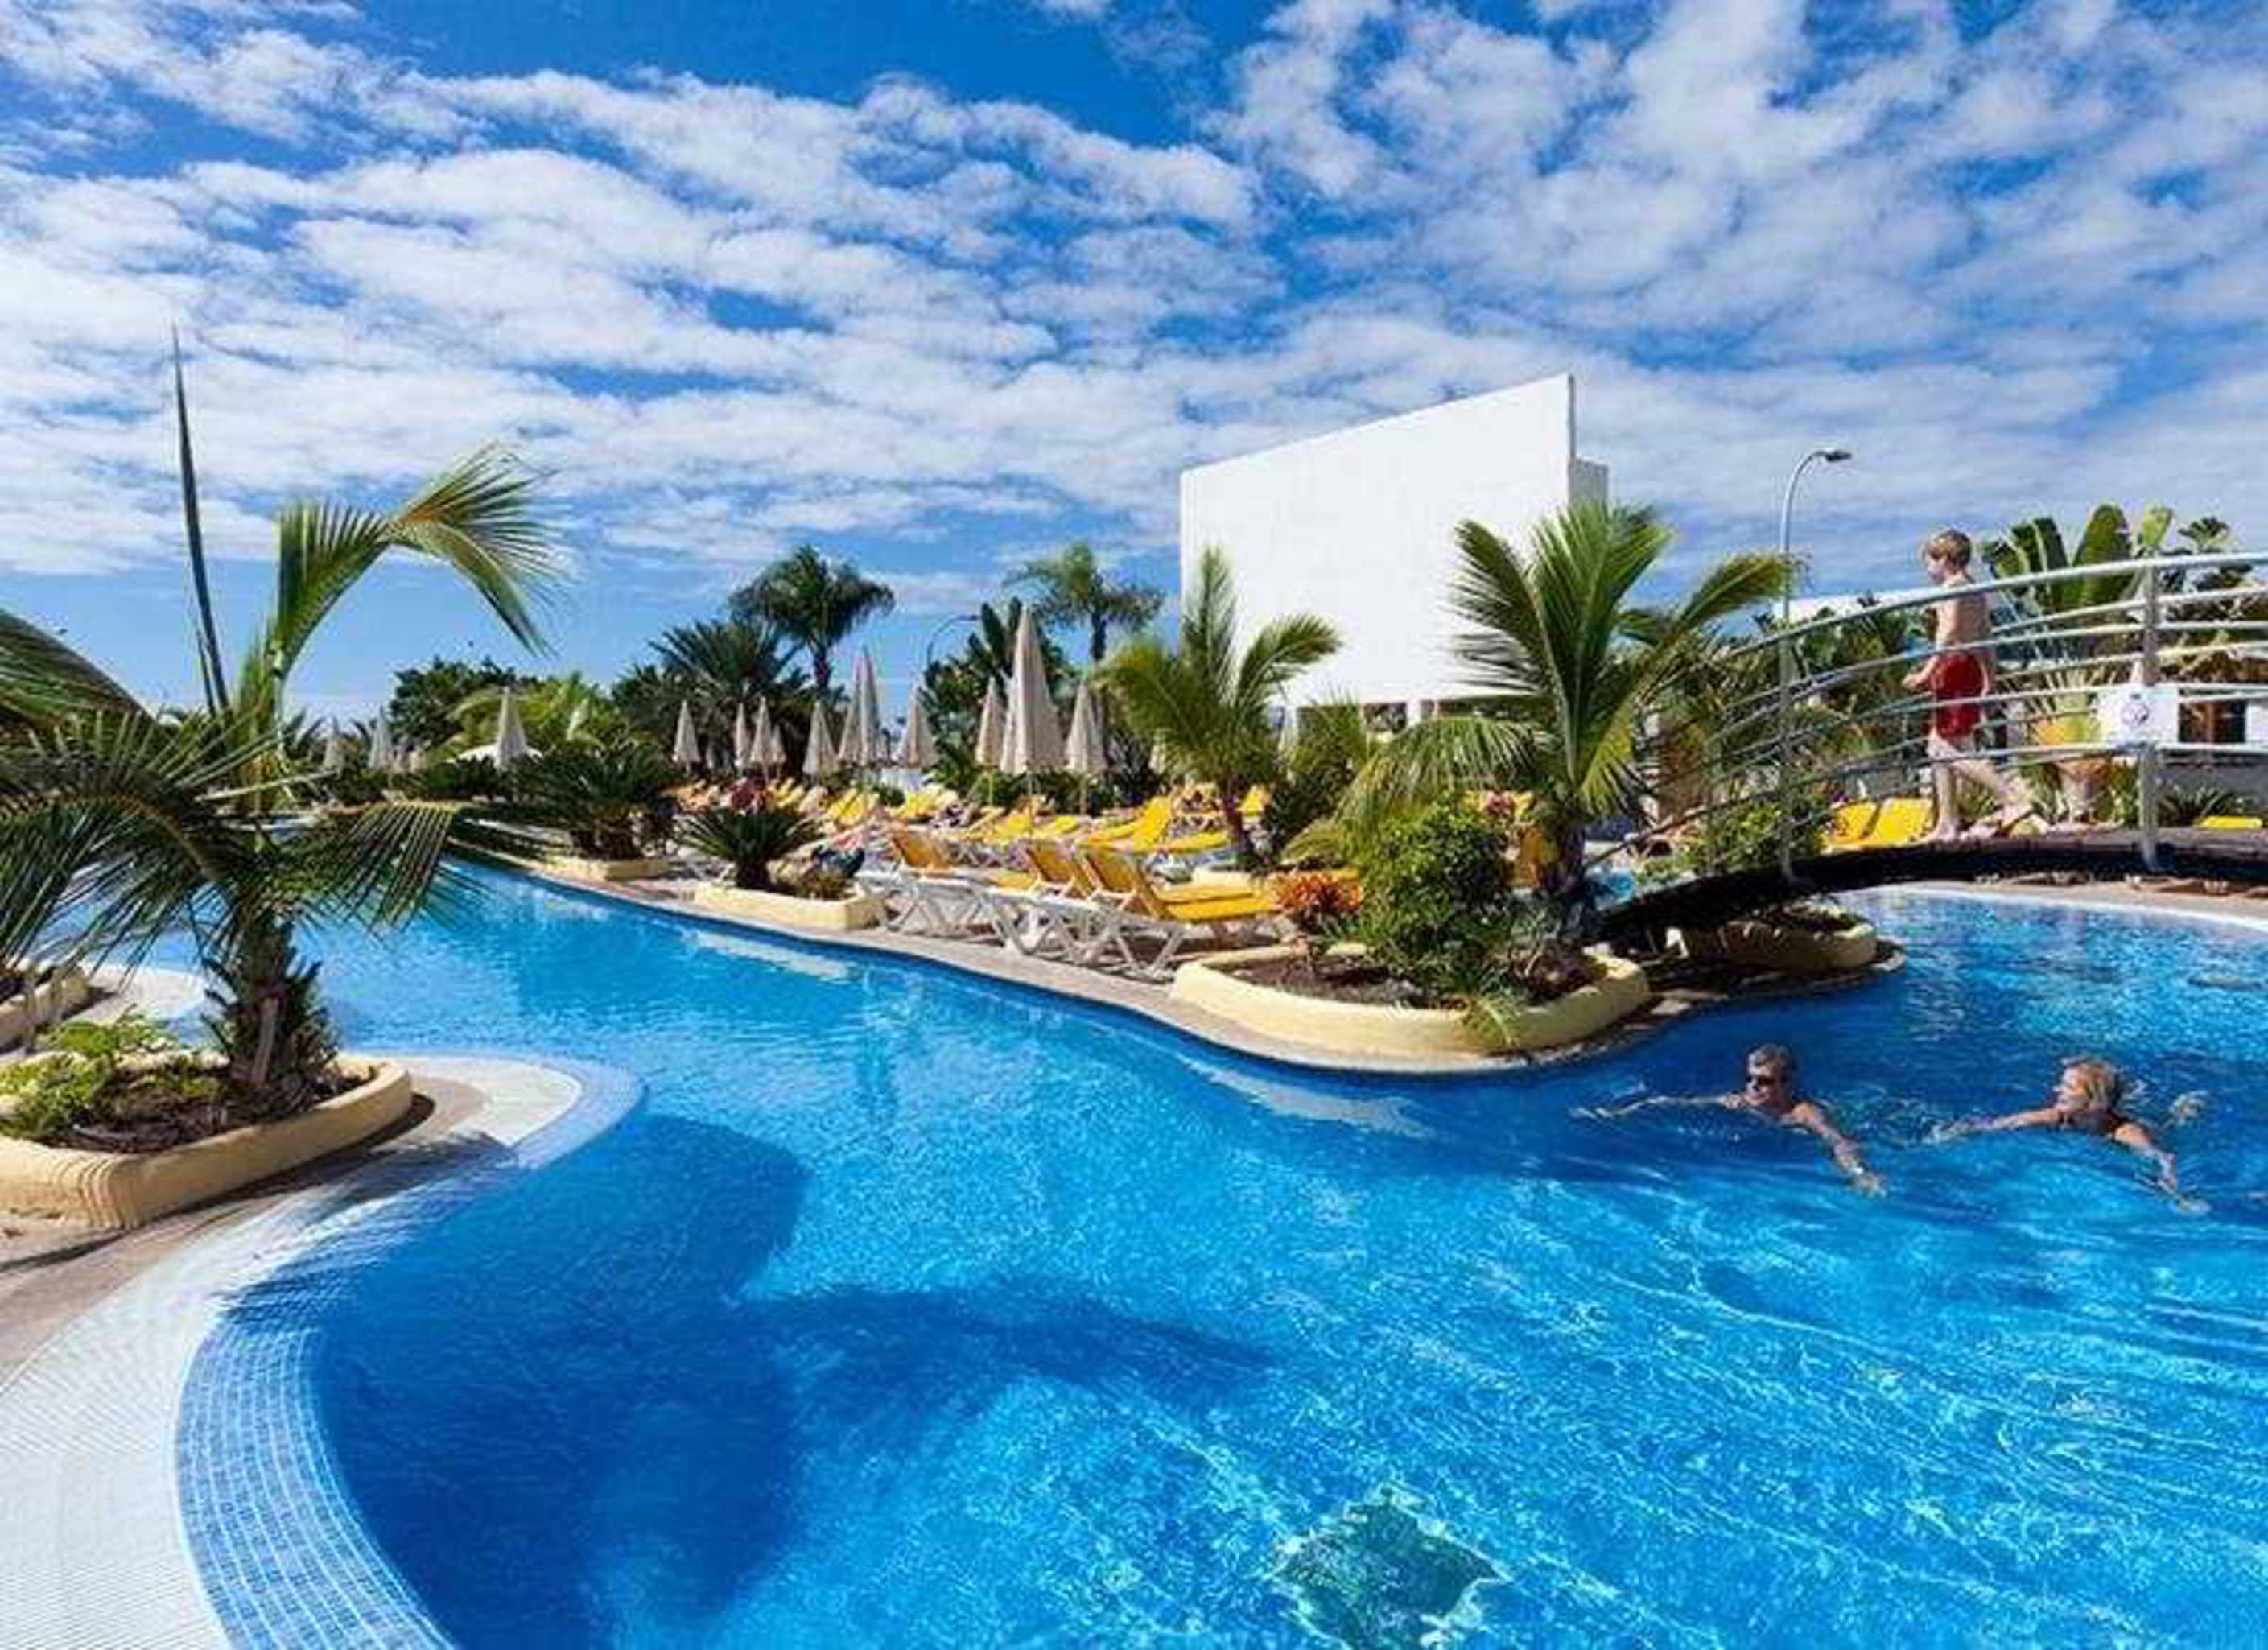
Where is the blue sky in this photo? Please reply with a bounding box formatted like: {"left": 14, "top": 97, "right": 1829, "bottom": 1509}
{"left": 3, "top": 0, "right": 2264, "bottom": 720}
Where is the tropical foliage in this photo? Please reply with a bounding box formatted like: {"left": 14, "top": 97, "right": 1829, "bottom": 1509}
{"left": 1351, "top": 802, "right": 1519, "bottom": 1002}
{"left": 1263, "top": 701, "right": 1370, "bottom": 863}
{"left": 921, "top": 598, "right": 1068, "bottom": 769}
{"left": 492, "top": 738, "right": 678, "bottom": 860}
{"left": 731, "top": 544, "right": 895, "bottom": 699}
{"left": 616, "top": 617, "right": 811, "bottom": 757}
{"left": 453, "top": 670, "right": 617, "bottom": 753}
{"left": 386, "top": 655, "right": 529, "bottom": 748}
{"left": 0, "top": 415, "right": 562, "bottom": 1120}
{"left": 1103, "top": 546, "right": 1339, "bottom": 866}
{"left": 681, "top": 803, "right": 823, "bottom": 891}
{"left": 1012, "top": 540, "right": 1161, "bottom": 665}
{"left": 1342, "top": 501, "right": 1788, "bottom": 917}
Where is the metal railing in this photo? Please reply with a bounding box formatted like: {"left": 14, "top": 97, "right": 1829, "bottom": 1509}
{"left": 1628, "top": 547, "right": 2268, "bottom": 881}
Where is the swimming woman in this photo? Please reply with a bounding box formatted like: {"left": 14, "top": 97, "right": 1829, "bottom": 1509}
{"left": 1934, "top": 1057, "right": 2188, "bottom": 1203}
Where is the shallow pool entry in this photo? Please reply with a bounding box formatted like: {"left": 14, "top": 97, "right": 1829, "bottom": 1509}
{"left": 1272, "top": 1487, "right": 1503, "bottom": 1648}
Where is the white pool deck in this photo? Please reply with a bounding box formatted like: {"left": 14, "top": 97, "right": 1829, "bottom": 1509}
{"left": 0, "top": 1054, "right": 619, "bottom": 1649}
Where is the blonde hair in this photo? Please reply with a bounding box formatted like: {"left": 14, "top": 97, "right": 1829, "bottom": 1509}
{"left": 1924, "top": 529, "right": 1973, "bottom": 567}
{"left": 2063, "top": 1057, "right": 2126, "bottom": 1112}
{"left": 1748, "top": 1042, "right": 1795, "bottom": 1075}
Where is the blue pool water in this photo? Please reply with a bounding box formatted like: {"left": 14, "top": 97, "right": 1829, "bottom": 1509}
{"left": 214, "top": 876, "right": 2268, "bottom": 1645}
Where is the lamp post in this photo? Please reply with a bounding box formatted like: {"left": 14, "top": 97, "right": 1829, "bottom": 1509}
{"left": 1774, "top": 447, "right": 1853, "bottom": 878}
{"left": 922, "top": 612, "right": 981, "bottom": 674}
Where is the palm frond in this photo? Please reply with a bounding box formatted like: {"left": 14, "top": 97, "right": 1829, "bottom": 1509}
{"left": 0, "top": 611, "right": 147, "bottom": 732}
{"left": 387, "top": 447, "right": 563, "bottom": 653}
{"left": 172, "top": 331, "right": 230, "bottom": 719}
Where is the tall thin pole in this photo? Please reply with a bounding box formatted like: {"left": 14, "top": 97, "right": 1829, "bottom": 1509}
{"left": 1774, "top": 447, "right": 1850, "bottom": 879}
{"left": 2138, "top": 562, "right": 2164, "bottom": 872}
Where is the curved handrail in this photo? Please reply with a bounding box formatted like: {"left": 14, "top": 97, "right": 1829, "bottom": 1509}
{"left": 1613, "top": 542, "right": 2268, "bottom": 889}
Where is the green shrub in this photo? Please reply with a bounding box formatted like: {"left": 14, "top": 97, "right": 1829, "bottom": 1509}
{"left": 1679, "top": 791, "right": 1826, "bottom": 875}
{"left": 680, "top": 804, "right": 821, "bottom": 891}
{"left": 0, "top": 1013, "right": 188, "bottom": 1144}
{"left": 509, "top": 739, "right": 677, "bottom": 858}
{"left": 313, "top": 765, "right": 388, "bottom": 807}
{"left": 1261, "top": 703, "right": 1367, "bottom": 865}
{"left": 1261, "top": 764, "right": 1346, "bottom": 864}
{"left": 405, "top": 755, "right": 506, "bottom": 802}
{"left": 1353, "top": 802, "right": 1520, "bottom": 1004}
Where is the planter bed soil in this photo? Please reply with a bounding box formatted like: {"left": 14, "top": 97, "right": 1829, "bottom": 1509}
{"left": 1219, "top": 954, "right": 1590, "bottom": 1012}
{"left": 14, "top": 1063, "right": 359, "bottom": 1156}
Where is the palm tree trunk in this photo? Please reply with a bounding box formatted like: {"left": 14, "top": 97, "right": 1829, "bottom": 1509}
{"left": 1090, "top": 612, "right": 1108, "bottom": 666}
{"left": 213, "top": 908, "right": 338, "bottom": 1120}
{"left": 1540, "top": 818, "right": 1594, "bottom": 940}
{"left": 1222, "top": 796, "right": 1256, "bottom": 870}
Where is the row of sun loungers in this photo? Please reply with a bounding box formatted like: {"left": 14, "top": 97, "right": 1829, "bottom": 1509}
{"left": 860, "top": 828, "right": 1283, "bottom": 980}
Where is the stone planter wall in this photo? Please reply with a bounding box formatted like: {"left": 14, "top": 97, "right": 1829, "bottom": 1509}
{"left": 0, "top": 1058, "right": 414, "bottom": 1230}
{"left": 0, "top": 968, "right": 93, "bottom": 1051}
{"left": 1679, "top": 916, "right": 1878, "bottom": 975}
{"left": 1170, "top": 947, "right": 1650, "bottom": 1059}
{"left": 691, "top": 882, "right": 885, "bottom": 932}
{"left": 549, "top": 855, "right": 676, "bottom": 884}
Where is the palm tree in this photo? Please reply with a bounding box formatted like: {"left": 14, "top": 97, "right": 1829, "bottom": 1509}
{"left": 730, "top": 545, "right": 893, "bottom": 699}
{"left": 1012, "top": 541, "right": 1161, "bottom": 666}
{"left": 1350, "top": 502, "right": 1788, "bottom": 914}
{"left": 0, "top": 434, "right": 563, "bottom": 1117}
{"left": 451, "top": 671, "right": 617, "bottom": 753}
{"left": 1102, "top": 546, "right": 1338, "bottom": 866}
{"left": 679, "top": 803, "right": 822, "bottom": 891}
{"left": 648, "top": 617, "right": 810, "bottom": 743}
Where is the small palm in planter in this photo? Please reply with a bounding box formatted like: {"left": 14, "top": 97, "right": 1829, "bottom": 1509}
{"left": 502, "top": 739, "right": 678, "bottom": 861}
{"left": 681, "top": 804, "right": 821, "bottom": 892}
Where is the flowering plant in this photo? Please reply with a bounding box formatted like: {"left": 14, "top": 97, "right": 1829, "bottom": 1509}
{"left": 1276, "top": 869, "right": 1363, "bottom": 935}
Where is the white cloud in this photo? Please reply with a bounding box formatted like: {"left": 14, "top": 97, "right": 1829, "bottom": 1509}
{"left": 0, "top": 0, "right": 2260, "bottom": 611}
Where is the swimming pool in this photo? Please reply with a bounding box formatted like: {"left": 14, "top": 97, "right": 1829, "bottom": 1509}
{"left": 187, "top": 875, "right": 2268, "bottom": 1646}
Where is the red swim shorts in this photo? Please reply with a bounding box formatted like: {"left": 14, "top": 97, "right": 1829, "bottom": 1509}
{"left": 1930, "top": 650, "right": 1986, "bottom": 740}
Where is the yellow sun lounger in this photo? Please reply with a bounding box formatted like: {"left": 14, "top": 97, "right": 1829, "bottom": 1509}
{"left": 1087, "top": 796, "right": 1172, "bottom": 848}
{"left": 2199, "top": 815, "right": 2264, "bottom": 831}
{"left": 1825, "top": 800, "right": 1882, "bottom": 852}
{"left": 1860, "top": 797, "right": 1932, "bottom": 848}
{"left": 1077, "top": 844, "right": 1280, "bottom": 977}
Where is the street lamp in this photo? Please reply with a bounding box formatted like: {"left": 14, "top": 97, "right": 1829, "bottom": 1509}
{"left": 1774, "top": 447, "right": 1853, "bottom": 877}
{"left": 1777, "top": 448, "right": 1853, "bottom": 631}
{"left": 922, "top": 612, "right": 981, "bottom": 674}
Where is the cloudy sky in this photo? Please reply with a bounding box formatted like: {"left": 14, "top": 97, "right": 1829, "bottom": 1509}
{"left": 3, "top": 0, "right": 2262, "bottom": 716}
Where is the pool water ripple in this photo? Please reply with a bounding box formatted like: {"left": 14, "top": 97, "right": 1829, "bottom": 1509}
{"left": 180, "top": 875, "right": 2268, "bottom": 1647}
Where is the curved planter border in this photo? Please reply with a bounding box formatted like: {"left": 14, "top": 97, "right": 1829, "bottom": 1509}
{"left": 1678, "top": 917, "right": 1879, "bottom": 975}
{"left": 0, "top": 1059, "right": 414, "bottom": 1231}
{"left": 691, "top": 881, "right": 884, "bottom": 931}
{"left": 0, "top": 968, "right": 93, "bottom": 1051}
{"left": 1170, "top": 947, "right": 1652, "bottom": 1059}
{"left": 547, "top": 854, "right": 676, "bottom": 883}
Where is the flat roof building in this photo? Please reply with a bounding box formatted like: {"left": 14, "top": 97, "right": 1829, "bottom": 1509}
{"left": 1178, "top": 371, "right": 1606, "bottom": 726}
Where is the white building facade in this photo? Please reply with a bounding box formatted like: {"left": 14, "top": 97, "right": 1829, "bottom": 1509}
{"left": 1177, "top": 372, "right": 1606, "bottom": 728}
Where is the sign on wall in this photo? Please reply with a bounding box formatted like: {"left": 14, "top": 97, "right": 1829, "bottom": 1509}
{"left": 2095, "top": 683, "right": 2182, "bottom": 747}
